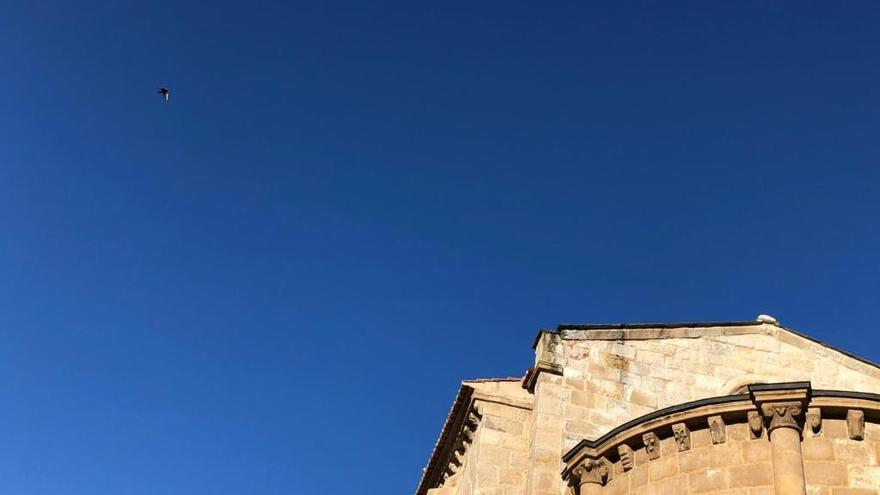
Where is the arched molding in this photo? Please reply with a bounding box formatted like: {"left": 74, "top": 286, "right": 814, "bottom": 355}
{"left": 723, "top": 374, "right": 771, "bottom": 395}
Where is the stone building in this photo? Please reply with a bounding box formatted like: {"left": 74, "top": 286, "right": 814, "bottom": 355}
{"left": 415, "top": 316, "right": 880, "bottom": 495}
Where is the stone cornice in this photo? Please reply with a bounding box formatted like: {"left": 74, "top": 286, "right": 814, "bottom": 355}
{"left": 561, "top": 385, "right": 880, "bottom": 480}
{"left": 521, "top": 360, "right": 563, "bottom": 393}
{"left": 530, "top": 319, "right": 880, "bottom": 376}
{"left": 415, "top": 384, "right": 474, "bottom": 495}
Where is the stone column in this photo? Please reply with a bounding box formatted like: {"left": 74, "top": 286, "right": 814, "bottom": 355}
{"left": 750, "top": 383, "right": 810, "bottom": 495}
{"left": 570, "top": 459, "right": 608, "bottom": 495}
{"left": 762, "top": 402, "right": 806, "bottom": 495}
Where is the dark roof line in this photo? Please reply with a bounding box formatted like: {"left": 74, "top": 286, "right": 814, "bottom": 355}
{"left": 532, "top": 320, "right": 761, "bottom": 349}
{"left": 414, "top": 384, "right": 474, "bottom": 495}
{"left": 556, "top": 320, "right": 760, "bottom": 331}
{"left": 464, "top": 377, "right": 522, "bottom": 383}
{"left": 532, "top": 320, "right": 880, "bottom": 372}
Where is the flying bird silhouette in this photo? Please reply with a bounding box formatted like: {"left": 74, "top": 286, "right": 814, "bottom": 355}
{"left": 157, "top": 87, "right": 170, "bottom": 102}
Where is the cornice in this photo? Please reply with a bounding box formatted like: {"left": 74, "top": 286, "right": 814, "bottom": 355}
{"left": 561, "top": 384, "right": 880, "bottom": 480}
{"left": 521, "top": 360, "right": 563, "bottom": 393}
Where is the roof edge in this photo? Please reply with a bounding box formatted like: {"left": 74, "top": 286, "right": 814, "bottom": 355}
{"left": 532, "top": 319, "right": 880, "bottom": 374}
{"left": 533, "top": 319, "right": 764, "bottom": 349}
{"left": 414, "top": 384, "right": 474, "bottom": 495}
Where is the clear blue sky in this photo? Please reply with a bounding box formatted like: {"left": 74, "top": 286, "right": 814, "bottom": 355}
{"left": 1, "top": 1, "right": 878, "bottom": 493}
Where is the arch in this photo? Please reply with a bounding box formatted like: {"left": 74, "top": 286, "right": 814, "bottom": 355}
{"left": 722, "top": 374, "right": 770, "bottom": 395}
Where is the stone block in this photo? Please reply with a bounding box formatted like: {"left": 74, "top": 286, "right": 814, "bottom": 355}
{"left": 648, "top": 454, "right": 678, "bottom": 481}
{"left": 728, "top": 463, "right": 772, "bottom": 487}
{"left": 804, "top": 461, "right": 848, "bottom": 486}
{"left": 709, "top": 442, "right": 742, "bottom": 467}
{"left": 679, "top": 447, "right": 709, "bottom": 473}
{"left": 610, "top": 343, "right": 637, "bottom": 359}
{"left": 497, "top": 467, "right": 523, "bottom": 486}
{"left": 824, "top": 419, "right": 849, "bottom": 439}
{"left": 569, "top": 390, "right": 594, "bottom": 408}
{"left": 847, "top": 465, "right": 880, "bottom": 490}
{"left": 803, "top": 439, "right": 836, "bottom": 461}
{"left": 628, "top": 388, "right": 658, "bottom": 408}
{"left": 689, "top": 468, "right": 728, "bottom": 493}
{"left": 740, "top": 439, "right": 771, "bottom": 463}
{"left": 604, "top": 475, "right": 629, "bottom": 495}
{"left": 629, "top": 465, "right": 649, "bottom": 488}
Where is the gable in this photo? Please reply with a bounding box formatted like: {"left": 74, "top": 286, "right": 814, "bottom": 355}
{"left": 532, "top": 318, "right": 880, "bottom": 446}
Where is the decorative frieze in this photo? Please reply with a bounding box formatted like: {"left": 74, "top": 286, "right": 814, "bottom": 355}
{"left": 617, "top": 445, "right": 634, "bottom": 471}
{"left": 708, "top": 415, "right": 726, "bottom": 444}
{"left": 805, "top": 407, "right": 822, "bottom": 436}
{"left": 672, "top": 423, "right": 691, "bottom": 451}
{"left": 561, "top": 382, "right": 880, "bottom": 495}
{"left": 748, "top": 410, "right": 763, "bottom": 439}
{"left": 642, "top": 432, "right": 660, "bottom": 460}
{"left": 847, "top": 409, "right": 865, "bottom": 440}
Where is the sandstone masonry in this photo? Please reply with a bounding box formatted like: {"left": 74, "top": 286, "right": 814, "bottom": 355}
{"left": 416, "top": 317, "right": 880, "bottom": 495}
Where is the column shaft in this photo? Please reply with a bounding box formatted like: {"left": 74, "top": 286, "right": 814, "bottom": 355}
{"left": 769, "top": 426, "right": 806, "bottom": 495}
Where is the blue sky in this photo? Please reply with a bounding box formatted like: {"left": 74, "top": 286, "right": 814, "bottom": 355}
{"left": 1, "top": 1, "right": 879, "bottom": 493}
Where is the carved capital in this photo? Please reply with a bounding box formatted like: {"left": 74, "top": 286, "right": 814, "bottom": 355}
{"left": 749, "top": 382, "right": 810, "bottom": 434}
{"left": 571, "top": 458, "right": 610, "bottom": 487}
{"left": 760, "top": 402, "right": 805, "bottom": 432}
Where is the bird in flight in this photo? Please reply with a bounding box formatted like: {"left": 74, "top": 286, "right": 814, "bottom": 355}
{"left": 157, "top": 87, "right": 170, "bottom": 102}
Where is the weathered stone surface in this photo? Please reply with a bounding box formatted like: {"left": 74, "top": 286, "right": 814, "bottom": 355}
{"left": 418, "top": 320, "right": 880, "bottom": 495}
{"left": 708, "top": 415, "right": 726, "bottom": 445}
{"left": 643, "top": 432, "right": 661, "bottom": 460}
{"left": 673, "top": 422, "right": 691, "bottom": 451}
{"left": 847, "top": 410, "right": 865, "bottom": 441}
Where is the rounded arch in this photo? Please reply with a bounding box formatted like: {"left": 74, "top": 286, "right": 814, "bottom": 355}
{"left": 723, "top": 374, "right": 770, "bottom": 395}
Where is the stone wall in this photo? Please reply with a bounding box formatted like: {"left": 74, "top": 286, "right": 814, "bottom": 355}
{"left": 803, "top": 419, "right": 880, "bottom": 493}
{"left": 430, "top": 380, "right": 532, "bottom": 495}
{"left": 561, "top": 394, "right": 880, "bottom": 495}
{"left": 535, "top": 323, "right": 880, "bottom": 447}
{"left": 528, "top": 322, "right": 880, "bottom": 495}
{"left": 600, "top": 422, "right": 774, "bottom": 494}
{"left": 417, "top": 320, "right": 880, "bottom": 495}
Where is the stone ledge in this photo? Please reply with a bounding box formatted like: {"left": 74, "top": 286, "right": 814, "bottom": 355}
{"left": 522, "top": 360, "right": 564, "bottom": 393}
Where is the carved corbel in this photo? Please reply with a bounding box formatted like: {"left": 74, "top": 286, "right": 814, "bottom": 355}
{"left": 747, "top": 410, "right": 763, "bottom": 439}
{"left": 672, "top": 423, "right": 690, "bottom": 451}
{"left": 806, "top": 407, "right": 822, "bottom": 436}
{"left": 461, "top": 427, "right": 474, "bottom": 445}
{"left": 617, "top": 444, "right": 634, "bottom": 471}
{"left": 708, "top": 416, "right": 726, "bottom": 444}
{"left": 569, "top": 457, "right": 610, "bottom": 489}
{"left": 642, "top": 432, "right": 661, "bottom": 460}
{"left": 847, "top": 410, "right": 865, "bottom": 440}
